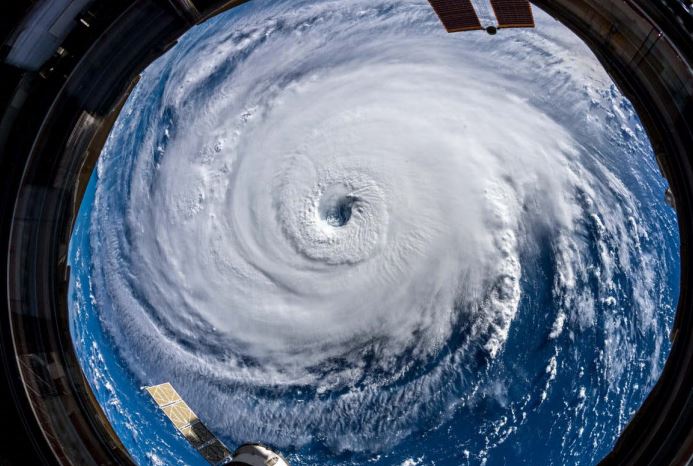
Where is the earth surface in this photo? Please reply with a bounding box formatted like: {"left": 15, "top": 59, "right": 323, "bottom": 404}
{"left": 68, "top": 1, "right": 680, "bottom": 465}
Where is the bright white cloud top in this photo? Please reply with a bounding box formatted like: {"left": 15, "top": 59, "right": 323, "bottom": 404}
{"left": 71, "top": 0, "right": 680, "bottom": 464}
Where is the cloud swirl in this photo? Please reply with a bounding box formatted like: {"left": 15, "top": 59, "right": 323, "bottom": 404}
{"left": 82, "top": 0, "right": 678, "bottom": 458}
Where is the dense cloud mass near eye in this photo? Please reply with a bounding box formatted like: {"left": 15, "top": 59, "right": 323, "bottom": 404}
{"left": 71, "top": 0, "right": 680, "bottom": 464}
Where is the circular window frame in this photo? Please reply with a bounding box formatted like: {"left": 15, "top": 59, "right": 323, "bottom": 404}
{"left": 1, "top": 0, "right": 691, "bottom": 464}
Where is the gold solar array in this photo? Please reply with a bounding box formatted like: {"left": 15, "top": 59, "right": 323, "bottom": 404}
{"left": 145, "top": 383, "right": 232, "bottom": 465}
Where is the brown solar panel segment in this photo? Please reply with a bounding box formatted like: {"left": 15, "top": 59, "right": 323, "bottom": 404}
{"left": 428, "top": 0, "right": 483, "bottom": 32}
{"left": 180, "top": 423, "right": 216, "bottom": 448}
{"left": 489, "top": 0, "right": 535, "bottom": 28}
{"left": 199, "top": 440, "right": 232, "bottom": 464}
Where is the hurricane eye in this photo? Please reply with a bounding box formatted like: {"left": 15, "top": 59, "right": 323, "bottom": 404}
{"left": 320, "top": 195, "right": 356, "bottom": 227}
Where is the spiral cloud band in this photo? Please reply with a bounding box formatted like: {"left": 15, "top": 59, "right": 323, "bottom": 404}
{"left": 71, "top": 0, "right": 680, "bottom": 463}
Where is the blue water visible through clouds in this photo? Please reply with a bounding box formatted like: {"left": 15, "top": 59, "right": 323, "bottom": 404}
{"left": 68, "top": 1, "right": 680, "bottom": 465}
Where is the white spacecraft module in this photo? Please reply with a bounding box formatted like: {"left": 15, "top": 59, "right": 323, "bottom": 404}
{"left": 229, "top": 443, "right": 291, "bottom": 466}
{"left": 145, "top": 383, "right": 289, "bottom": 465}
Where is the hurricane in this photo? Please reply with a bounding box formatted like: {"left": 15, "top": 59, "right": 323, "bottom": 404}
{"left": 68, "top": 0, "right": 680, "bottom": 464}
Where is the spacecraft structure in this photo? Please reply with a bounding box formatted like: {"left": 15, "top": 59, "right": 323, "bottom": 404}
{"left": 145, "top": 383, "right": 289, "bottom": 466}
{"left": 427, "top": 0, "right": 534, "bottom": 34}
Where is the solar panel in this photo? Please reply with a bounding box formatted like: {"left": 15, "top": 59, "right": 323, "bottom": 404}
{"left": 145, "top": 382, "right": 181, "bottom": 406}
{"left": 428, "top": 0, "right": 483, "bottom": 32}
{"left": 200, "top": 440, "right": 232, "bottom": 464}
{"left": 489, "top": 0, "right": 535, "bottom": 28}
{"left": 163, "top": 401, "right": 199, "bottom": 429}
{"left": 180, "top": 423, "right": 216, "bottom": 448}
{"left": 145, "top": 383, "right": 232, "bottom": 465}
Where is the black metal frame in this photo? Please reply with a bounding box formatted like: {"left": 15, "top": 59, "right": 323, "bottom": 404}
{"left": 0, "top": 1, "right": 690, "bottom": 464}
